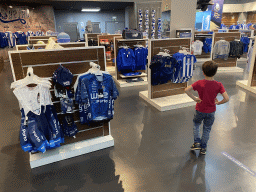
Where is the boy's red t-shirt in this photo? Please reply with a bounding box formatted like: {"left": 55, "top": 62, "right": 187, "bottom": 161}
{"left": 192, "top": 79, "right": 226, "bottom": 113}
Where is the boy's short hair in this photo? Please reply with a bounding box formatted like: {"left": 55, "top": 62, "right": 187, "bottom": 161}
{"left": 202, "top": 61, "right": 218, "bottom": 77}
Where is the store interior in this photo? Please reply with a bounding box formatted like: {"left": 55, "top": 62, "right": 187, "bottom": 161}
{"left": 1, "top": 0, "right": 256, "bottom": 191}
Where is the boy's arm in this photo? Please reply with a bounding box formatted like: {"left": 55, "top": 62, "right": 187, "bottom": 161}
{"left": 216, "top": 91, "right": 229, "bottom": 105}
{"left": 185, "top": 85, "right": 202, "bottom": 103}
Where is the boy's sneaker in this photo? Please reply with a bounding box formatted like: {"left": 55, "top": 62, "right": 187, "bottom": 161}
{"left": 200, "top": 148, "right": 207, "bottom": 155}
{"left": 190, "top": 143, "right": 201, "bottom": 150}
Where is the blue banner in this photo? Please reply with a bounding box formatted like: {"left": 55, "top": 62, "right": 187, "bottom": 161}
{"left": 195, "top": 11, "right": 211, "bottom": 31}
{"left": 209, "top": 0, "right": 224, "bottom": 30}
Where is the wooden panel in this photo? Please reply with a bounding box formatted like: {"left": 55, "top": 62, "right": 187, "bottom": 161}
{"left": 63, "top": 128, "right": 104, "bottom": 146}
{"left": 222, "top": 13, "right": 239, "bottom": 26}
{"left": 152, "top": 81, "right": 186, "bottom": 92}
{"left": 29, "top": 39, "right": 49, "bottom": 44}
{"left": 152, "top": 88, "right": 185, "bottom": 98}
{"left": 0, "top": 56, "right": 4, "bottom": 73}
{"left": 22, "top": 59, "right": 104, "bottom": 79}
{"left": 247, "top": 12, "right": 256, "bottom": 24}
{"left": 151, "top": 39, "right": 191, "bottom": 56}
{"left": 10, "top": 53, "right": 25, "bottom": 80}
{"left": 149, "top": 38, "right": 191, "bottom": 99}
{"left": 114, "top": 38, "right": 147, "bottom": 80}
{"left": 29, "top": 36, "right": 57, "bottom": 40}
{"left": 212, "top": 32, "right": 240, "bottom": 68}
{"left": 17, "top": 45, "right": 47, "bottom": 50}
{"left": 61, "top": 43, "right": 86, "bottom": 48}
{"left": 18, "top": 48, "right": 103, "bottom": 66}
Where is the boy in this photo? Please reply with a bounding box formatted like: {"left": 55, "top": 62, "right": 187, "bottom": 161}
{"left": 185, "top": 61, "right": 229, "bottom": 155}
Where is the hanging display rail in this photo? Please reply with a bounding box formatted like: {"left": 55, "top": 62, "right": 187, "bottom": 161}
{"left": 113, "top": 37, "right": 148, "bottom": 87}
{"left": 211, "top": 32, "right": 243, "bottom": 72}
{"left": 139, "top": 38, "right": 196, "bottom": 111}
{"left": 8, "top": 46, "right": 114, "bottom": 168}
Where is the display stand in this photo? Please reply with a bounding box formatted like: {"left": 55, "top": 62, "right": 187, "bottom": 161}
{"left": 236, "top": 37, "right": 256, "bottom": 94}
{"left": 139, "top": 38, "right": 196, "bottom": 111}
{"left": 194, "top": 31, "right": 213, "bottom": 61}
{"left": 211, "top": 32, "right": 243, "bottom": 73}
{"left": 113, "top": 37, "right": 148, "bottom": 88}
{"left": 28, "top": 36, "right": 57, "bottom": 45}
{"left": 98, "top": 34, "right": 122, "bottom": 70}
{"left": 16, "top": 42, "right": 86, "bottom": 51}
{"left": 9, "top": 46, "right": 114, "bottom": 168}
{"left": 238, "top": 29, "right": 254, "bottom": 62}
{"left": 85, "top": 33, "right": 102, "bottom": 46}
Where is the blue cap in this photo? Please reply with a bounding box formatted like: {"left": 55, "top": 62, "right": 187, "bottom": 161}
{"left": 52, "top": 65, "right": 73, "bottom": 87}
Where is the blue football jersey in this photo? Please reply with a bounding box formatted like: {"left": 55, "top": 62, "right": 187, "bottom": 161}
{"left": 75, "top": 73, "right": 119, "bottom": 124}
{"left": 116, "top": 48, "right": 136, "bottom": 71}
{"left": 134, "top": 47, "right": 148, "bottom": 70}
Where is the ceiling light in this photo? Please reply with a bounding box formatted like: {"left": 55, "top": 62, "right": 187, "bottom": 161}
{"left": 81, "top": 8, "right": 101, "bottom": 12}
{"left": 9, "top": 6, "right": 13, "bottom": 8}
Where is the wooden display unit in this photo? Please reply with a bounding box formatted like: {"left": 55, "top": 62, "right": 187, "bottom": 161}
{"left": 98, "top": 34, "right": 122, "bottom": 67}
{"left": 139, "top": 38, "right": 196, "bottom": 111}
{"left": 85, "top": 33, "right": 102, "bottom": 46}
{"left": 8, "top": 46, "right": 114, "bottom": 168}
{"left": 113, "top": 37, "right": 148, "bottom": 87}
{"left": 28, "top": 36, "right": 57, "bottom": 40}
{"left": 211, "top": 32, "right": 243, "bottom": 72}
{"left": 28, "top": 36, "right": 57, "bottom": 45}
{"left": 194, "top": 31, "right": 213, "bottom": 60}
{"left": 16, "top": 42, "right": 86, "bottom": 51}
{"left": 236, "top": 37, "right": 256, "bottom": 94}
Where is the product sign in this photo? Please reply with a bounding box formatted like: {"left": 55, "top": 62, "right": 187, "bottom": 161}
{"left": 209, "top": 0, "right": 224, "bottom": 30}
{"left": 0, "top": 7, "right": 29, "bottom": 24}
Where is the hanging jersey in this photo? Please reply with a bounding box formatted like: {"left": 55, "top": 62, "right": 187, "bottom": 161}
{"left": 203, "top": 38, "right": 212, "bottom": 54}
{"left": 134, "top": 47, "right": 148, "bottom": 70}
{"left": 75, "top": 73, "right": 119, "bottom": 124}
{"left": 229, "top": 25, "right": 237, "bottom": 30}
{"left": 116, "top": 48, "right": 136, "bottom": 71}
{"left": 192, "top": 40, "right": 204, "bottom": 55}
{"left": 149, "top": 55, "right": 177, "bottom": 85}
{"left": 172, "top": 53, "right": 196, "bottom": 83}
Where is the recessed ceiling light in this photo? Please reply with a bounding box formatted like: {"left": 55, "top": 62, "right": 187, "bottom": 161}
{"left": 9, "top": 6, "right": 13, "bottom": 8}
{"left": 81, "top": 8, "right": 101, "bottom": 12}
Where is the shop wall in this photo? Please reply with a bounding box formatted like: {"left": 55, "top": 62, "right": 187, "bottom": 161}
{"left": 54, "top": 10, "right": 125, "bottom": 34}
{"left": 0, "top": 5, "right": 55, "bottom": 33}
{"left": 222, "top": 13, "right": 239, "bottom": 26}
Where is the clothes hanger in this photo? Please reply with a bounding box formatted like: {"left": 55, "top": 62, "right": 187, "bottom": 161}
{"left": 11, "top": 67, "right": 51, "bottom": 89}
{"left": 88, "top": 62, "right": 103, "bottom": 76}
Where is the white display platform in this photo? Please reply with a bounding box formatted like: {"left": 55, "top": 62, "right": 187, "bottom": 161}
{"left": 113, "top": 76, "right": 148, "bottom": 87}
{"left": 236, "top": 80, "right": 256, "bottom": 94}
{"left": 217, "top": 67, "right": 244, "bottom": 73}
{"left": 30, "top": 135, "right": 114, "bottom": 168}
{"left": 139, "top": 91, "right": 196, "bottom": 111}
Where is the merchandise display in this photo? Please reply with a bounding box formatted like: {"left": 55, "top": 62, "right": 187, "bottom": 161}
{"left": 212, "top": 40, "right": 230, "bottom": 60}
{"left": 145, "top": 9, "right": 149, "bottom": 39}
{"left": 229, "top": 40, "right": 244, "bottom": 58}
{"left": 75, "top": 63, "right": 119, "bottom": 124}
{"left": 192, "top": 40, "right": 204, "bottom": 55}
{"left": 203, "top": 38, "right": 212, "bottom": 54}
{"left": 138, "top": 9, "right": 143, "bottom": 32}
{"left": 151, "top": 9, "right": 156, "bottom": 39}
{"left": 11, "top": 67, "right": 64, "bottom": 153}
{"left": 116, "top": 46, "right": 148, "bottom": 73}
{"left": 150, "top": 50, "right": 196, "bottom": 85}
{"left": 241, "top": 36, "right": 250, "bottom": 53}
{"left": 172, "top": 52, "right": 197, "bottom": 83}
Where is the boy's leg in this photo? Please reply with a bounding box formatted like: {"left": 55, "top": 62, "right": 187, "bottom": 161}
{"left": 193, "top": 111, "right": 205, "bottom": 144}
{"left": 201, "top": 112, "right": 215, "bottom": 149}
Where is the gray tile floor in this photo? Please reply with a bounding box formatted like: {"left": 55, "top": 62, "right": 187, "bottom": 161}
{"left": 0, "top": 60, "right": 256, "bottom": 192}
